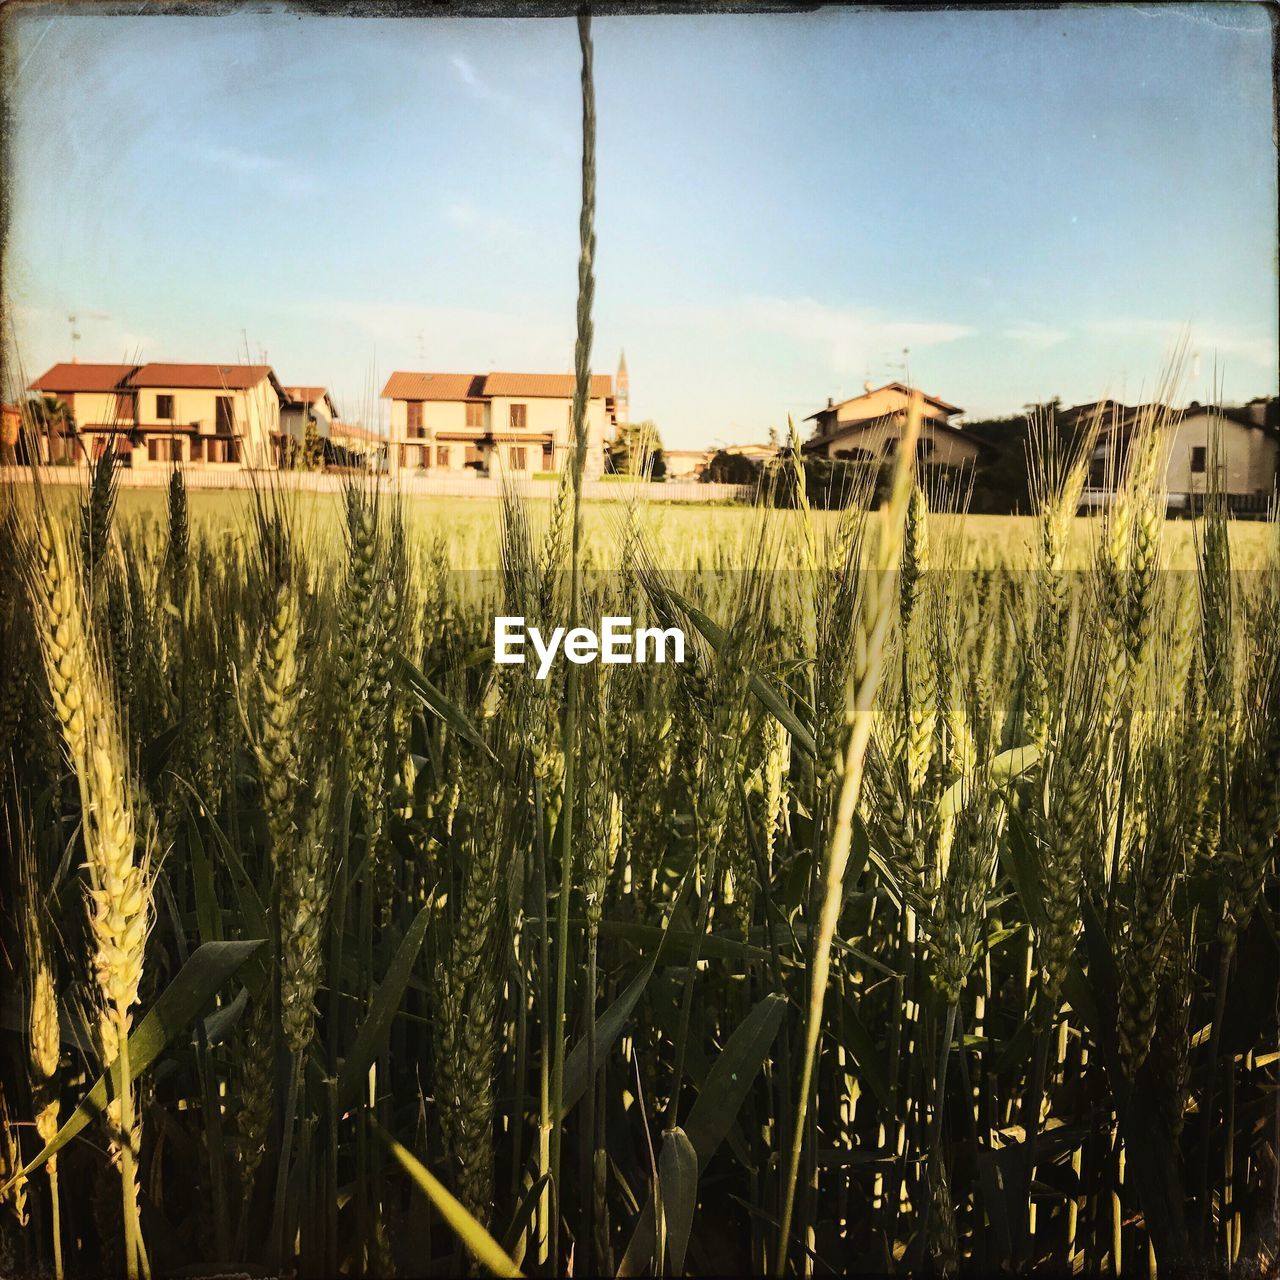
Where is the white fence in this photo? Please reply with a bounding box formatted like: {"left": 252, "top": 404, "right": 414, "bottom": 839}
{"left": 1, "top": 466, "right": 752, "bottom": 504}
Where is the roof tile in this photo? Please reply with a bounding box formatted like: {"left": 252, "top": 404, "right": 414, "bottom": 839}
{"left": 381, "top": 371, "right": 612, "bottom": 401}
{"left": 126, "top": 364, "right": 275, "bottom": 390}
{"left": 30, "top": 363, "right": 138, "bottom": 393}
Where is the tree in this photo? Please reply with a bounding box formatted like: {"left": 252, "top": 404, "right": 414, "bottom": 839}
{"left": 24, "top": 394, "right": 78, "bottom": 463}
{"left": 608, "top": 418, "right": 664, "bottom": 477}
{"left": 703, "top": 449, "right": 761, "bottom": 486}
{"left": 303, "top": 415, "right": 325, "bottom": 470}
{"left": 964, "top": 398, "right": 1083, "bottom": 514}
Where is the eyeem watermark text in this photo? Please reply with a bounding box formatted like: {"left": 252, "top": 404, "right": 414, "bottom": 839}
{"left": 494, "top": 616, "right": 686, "bottom": 679}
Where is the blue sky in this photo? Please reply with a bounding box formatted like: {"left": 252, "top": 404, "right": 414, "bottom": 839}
{"left": 7, "top": 3, "right": 1276, "bottom": 449}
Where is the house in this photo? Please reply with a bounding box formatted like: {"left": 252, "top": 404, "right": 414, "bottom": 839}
{"left": 724, "top": 442, "right": 780, "bottom": 464}
{"left": 802, "top": 382, "right": 980, "bottom": 468}
{"left": 27, "top": 363, "right": 139, "bottom": 462}
{"left": 663, "top": 448, "right": 712, "bottom": 480}
{"left": 1089, "top": 400, "right": 1279, "bottom": 511}
{"left": 123, "top": 364, "right": 287, "bottom": 468}
{"left": 281, "top": 387, "right": 339, "bottom": 444}
{"left": 328, "top": 421, "right": 386, "bottom": 470}
{"left": 381, "top": 370, "right": 615, "bottom": 480}
{"left": 1058, "top": 399, "right": 1135, "bottom": 431}
{"left": 28, "top": 361, "right": 288, "bottom": 469}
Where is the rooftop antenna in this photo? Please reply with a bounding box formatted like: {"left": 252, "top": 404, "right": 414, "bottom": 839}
{"left": 884, "top": 346, "right": 910, "bottom": 382}
{"left": 69, "top": 314, "right": 81, "bottom": 362}
{"left": 416, "top": 330, "right": 426, "bottom": 364}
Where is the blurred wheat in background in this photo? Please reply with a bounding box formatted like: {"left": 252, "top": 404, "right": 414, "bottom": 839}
{"left": 2, "top": 13, "right": 1280, "bottom": 1280}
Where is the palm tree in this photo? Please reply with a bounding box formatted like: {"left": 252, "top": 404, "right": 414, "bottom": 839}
{"left": 24, "top": 394, "right": 79, "bottom": 463}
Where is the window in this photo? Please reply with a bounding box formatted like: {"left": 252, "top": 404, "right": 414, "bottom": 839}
{"left": 465, "top": 402, "right": 484, "bottom": 429}
{"left": 464, "top": 444, "right": 484, "bottom": 467}
{"left": 147, "top": 436, "right": 176, "bottom": 463}
{"left": 215, "top": 396, "right": 234, "bottom": 434}
{"left": 509, "top": 447, "right": 527, "bottom": 470}
{"left": 436, "top": 445, "right": 451, "bottom": 468}
{"left": 1190, "top": 445, "right": 1207, "bottom": 474}
{"left": 407, "top": 401, "right": 424, "bottom": 436}
{"left": 189, "top": 438, "right": 203, "bottom": 463}
{"left": 156, "top": 394, "right": 174, "bottom": 420}
{"left": 510, "top": 403, "right": 527, "bottom": 429}
{"left": 542, "top": 445, "right": 555, "bottom": 470}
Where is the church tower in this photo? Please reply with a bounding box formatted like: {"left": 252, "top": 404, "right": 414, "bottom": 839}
{"left": 615, "top": 349, "right": 629, "bottom": 426}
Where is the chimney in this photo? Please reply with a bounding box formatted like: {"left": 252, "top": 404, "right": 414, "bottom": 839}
{"left": 826, "top": 397, "right": 834, "bottom": 409}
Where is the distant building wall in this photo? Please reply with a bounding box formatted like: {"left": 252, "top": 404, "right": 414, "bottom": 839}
{"left": 817, "top": 420, "right": 980, "bottom": 468}
{"left": 1157, "top": 413, "right": 1278, "bottom": 497}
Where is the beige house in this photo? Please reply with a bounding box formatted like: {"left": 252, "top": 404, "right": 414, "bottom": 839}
{"left": 329, "top": 421, "right": 387, "bottom": 470}
{"left": 381, "top": 370, "right": 615, "bottom": 480}
{"left": 28, "top": 361, "right": 287, "bottom": 469}
{"left": 28, "top": 363, "right": 138, "bottom": 461}
{"left": 725, "top": 442, "right": 780, "bottom": 463}
{"left": 1091, "top": 401, "right": 1278, "bottom": 509}
{"left": 803, "top": 382, "right": 980, "bottom": 468}
{"left": 663, "top": 448, "right": 711, "bottom": 480}
{"left": 125, "top": 364, "right": 286, "bottom": 468}
{"left": 281, "top": 386, "right": 339, "bottom": 444}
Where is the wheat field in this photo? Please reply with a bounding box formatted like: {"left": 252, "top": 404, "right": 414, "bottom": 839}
{"left": 3, "top": 14, "right": 1279, "bottom": 1278}
{"left": 2, "top": 409, "right": 1278, "bottom": 1278}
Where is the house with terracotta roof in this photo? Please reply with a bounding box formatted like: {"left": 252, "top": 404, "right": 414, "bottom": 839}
{"left": 28, "top": 361, "right": 288, "bottom": 469}
{"left": 381, "top": 370, "right": 615, "bottom": 479}
{"left": 123, "top": 364, "right": 287, "bottom": 468}
{"left": 282, "top": 387, "right": 339, "bottom": 445}
{"left": 802, "top": 382, "right": 980, "bottom": 468}
{"left": 328, "top": 421, "right": 387, "bottom": 470}
{"left": 28, "top": 363, "right": 139, "bottom": 461}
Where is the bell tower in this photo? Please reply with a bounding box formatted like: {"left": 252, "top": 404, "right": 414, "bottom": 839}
{"left": 615, "top": 349, "right": 629, "bottom": 427}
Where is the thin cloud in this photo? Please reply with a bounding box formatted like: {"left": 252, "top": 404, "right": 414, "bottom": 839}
{"left": 1088, "top": 318, "right": 1278, "bottom": 369}
{"left": 651, "top": 295, "right": 973, "bottom": 380}
{"left": 449, "top": 54, "right": 490, "bottom": 99}
{"left": 743, "top": 296, "right": 972, "bottom": 362}
{"left": 1005, "top": 322, "right": 1068, "bottom": 350}
{"left": 443, "top": 201, "right": 523, "bottom": 242}
{"left": 188, "top": 142, "right": 316, "bottom": 195}
{"left": 446, "top": 49, "right": 573, "bottom": 156}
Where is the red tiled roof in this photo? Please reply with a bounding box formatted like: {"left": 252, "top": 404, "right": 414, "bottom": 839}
{"left": 482, "top": 372, "right": 612, "bottom": 399}
{"left": 284, "top": 386, "right": 339, "bottom": 418}
{"left": 381, "top": 373, "right": 487, "bottom": 401}
{"left": 125, "top": 363, "right": 275, "bottom": 390}
{"left": 30, "top": 363, "right": 138, "bottom": 393}
{"left": 381, "top": 371, "right": 613, "bottom": 401}
{"left": 330, "top": 421, "right": 383, "bottom": 444}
